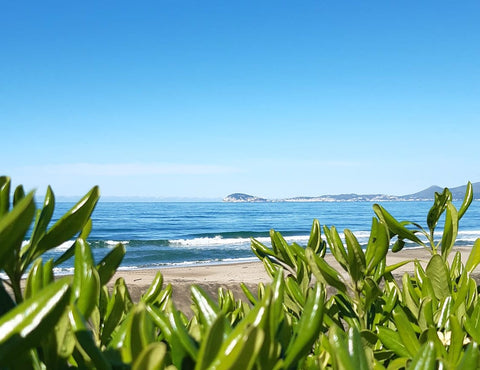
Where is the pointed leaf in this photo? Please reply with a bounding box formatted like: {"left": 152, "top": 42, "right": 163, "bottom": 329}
{"left": 427, "top": 188, "right": 451, "bottom": 233}
{"left": 373, "top": 204, "right": 424, "bottom": 246}
{"left": 195, "top": 313, "right": 225, "bottom": 370}
{"left": 284, "top": 283, "right": 325, "bottom": 368}
{"left": 0, "top": 279, "right": 71, "bottom": 364}
{"left": 307, "top": 219, "right": 323, "bottom": 254}
{"left": 191, "top": 284, "right": 221, "bottom": 329}
{"left": 441, "top": 202, "right": 458, "bottom": 259}
{"left": 348, "top": 327, "right": 370, "bottom": 370}
{"left": 35, "top": 186, "right": 99, "bottom": 255}
{"left": 393, "top": 308, "right": 420, "bottom": 357}
{"left": 458, "top": 181, "right": 473, "bottom": 220}
{"left": 344, "top": 229, "right": 366, "bottom": 282}
{"left": 377, "top": 326, "right": 410, "bottom": 357}
{"left": 28, "top": 186, "right": 55, "bottom": 253}
{"left": 456, "top": 342, "right": 479, "bottom": 369}
{"left": 408, "top": 341, "right": 436, "bottom": 370}
{"left": 96, "top": 243, "right": 126, "bottom": 286}
{"left": 0, "top": 191, "right": 35, "bottom": 267}
{"left": 366, "top": 218, "right": 389, "bottom": 274}
{"left": 466, "top": 238, "right": 480, "bottom": 273}
{"left": 0, "top": 176, "right": 11, "bottom": 218}
{"left": 141, "top": 271, "right": 164, "bottom": 304}
{"left": 306, "top": 247, "right": 347, "bottom": 293}
{"left": 323, "top": 225, "right": 349, "bottom": 271}
{"left": 133, "top": 342, "right": 167, "bottom": 370}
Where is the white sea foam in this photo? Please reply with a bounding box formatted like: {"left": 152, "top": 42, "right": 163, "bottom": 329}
{"left": 52, "top": 267, "right": 75, "bottom": 276}
{"left": 105, "top": 240, "right": 129, "bottom": 246}
{"left": 169, "top": 236, "right": 265, "bottom": 248}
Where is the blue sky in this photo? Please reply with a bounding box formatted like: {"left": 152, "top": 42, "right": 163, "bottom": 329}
{"left": 2, "top": 1, "right": 479, "bottom": 199}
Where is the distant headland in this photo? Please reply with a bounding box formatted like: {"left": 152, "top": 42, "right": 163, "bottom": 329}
{"left": 223, "top": 183, "right": 480, "bottom": 202}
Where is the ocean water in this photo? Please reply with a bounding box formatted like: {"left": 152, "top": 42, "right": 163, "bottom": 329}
{"left": 37, "top": 200, "right": 480, "bottom": 274}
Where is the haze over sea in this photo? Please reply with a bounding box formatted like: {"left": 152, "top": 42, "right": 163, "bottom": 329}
{"left": 39, "top": 200, "right": 480, "bottom": 275}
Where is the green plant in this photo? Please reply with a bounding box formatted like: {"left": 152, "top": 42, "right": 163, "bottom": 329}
{"left": 2, "top": 176, "right": 480, "bottom": 369}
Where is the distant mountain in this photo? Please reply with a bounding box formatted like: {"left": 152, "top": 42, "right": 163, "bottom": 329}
{"left": 223, "top": 182, "right": 480, "bottom": 203}
{"left": 399, "top": 186, "right": 445, "bottom": 201}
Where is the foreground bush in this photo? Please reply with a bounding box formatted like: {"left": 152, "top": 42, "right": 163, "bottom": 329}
{"left": 0, "top": 175, "right": 480, "bottom": 369}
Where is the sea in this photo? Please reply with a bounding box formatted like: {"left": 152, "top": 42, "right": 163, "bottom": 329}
{"left": 36, "top": 200, "right": 480, "bottom": 275}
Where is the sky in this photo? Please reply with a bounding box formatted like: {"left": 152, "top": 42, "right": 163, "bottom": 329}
{"left": 1, "top": 1, "right": 479, "bottom": 200}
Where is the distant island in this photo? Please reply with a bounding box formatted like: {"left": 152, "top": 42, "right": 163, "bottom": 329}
{"left": 223, "top": 183, "right": 480, "bottom": 202}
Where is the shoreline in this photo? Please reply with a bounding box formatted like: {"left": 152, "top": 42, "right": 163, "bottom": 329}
{"left": 108, "top": 246, "right": 475, "bottom": 312}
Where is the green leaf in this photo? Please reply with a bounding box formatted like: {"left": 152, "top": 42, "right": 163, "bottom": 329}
{"left": 141, "top": 271, "right": 164, "bottom": 304}
{"left": 393, "top": 308, "right": 420, "bottom": 357}
{"left": 440, "top": 202, "right": 458, "bottom": 259}
{"left": 28, "top": 186, "right": 55, "bottom": 254}
{"left": 328, "top": 326, "right": 355, "bottom": 369}
{"left": 168, "top": 303, "right": 199, "bottom": 361}
{"left": 0, "top": 191, "right": 35, "bottom": 268}
{"left": 365, "top": 218, "right": 389, "bottom": 274}
{"left": 408, "top": 341, "right": 436, "bottom": 370}
{"left": 458, "top": 182, "right": 473, "bottom": 220}
{"left": 133, "top": 342, "right": 167, "bottom": 370}
{"left": 456, "top": 342, "right": 479, "bottom": 370}
{"left": 465, "top": 238, "right": 480, "bottom": 273}
{"left": 414, "top": 260, "right": 426, "bottom": 286}
{"left": 271, "top": 230, "right": 296, "bottom": 268}
{"left": 13, "top": 185, "right": 25, "bottom": 206}
{"left": 323, "top": 225, "right": 349, "bottom": 271}
{"left": 0, "top": 279, "right": 71, "bottom": 364}
{"left": 72, "top": 239, "right": 100, "bottom": 319}
{"left": 436, "top": 296, "right": 453, "bottom": 330}
{"left": 191, "top": 284, "right": 222, "bottom": 330}
{"left": 348, "top": 327, "right": 370, "bottom": 370}
{"left": 427, "top": 188, "right": 451, "bottom": 234}
{"left": 306, "top": 247, "right": 347, "bottom": 293}
{"left": 377, "top": 326, "right": 410, "bottom": 358}
{"left": 286, "top": 276, "right": 306, "bottom": 307}
{"left": 96, "top": 243, "right": 126, "bottom": 286}
{"left": 344, "top": 229, "right": 366, "bottom": 282}
{"left": 34, "top": 186, "right": 100, "bottom": 257}
{"left": 384, "top": 259, "right": 412, "bottom": 274}
{"left": 418, "top": 298, "right": 434, "bottom": 332}
{"left": 425, "top": 254, "right": 451, "bottom": 300}
{"left": 464, "top": 303, "right": 480, "bottom": 343}
{"left": 53, "top": 308, "right": 76, "bottom": 360}
{"left": 448, "top": 315, "right": 464, "bottom": 366}
{"left": 307, "top": 219, "right": 323, "bottom": 254}
{"left": 0, "top": 176, "right": 11, "bottom": 218}
{"left": 284, "top": 283, "right": 325, "bottom": 369}
{"left": 402, "top": 273, "right": 420, "bottom": 317}
{"left": 209, "top": 326, "right": 264, "bottom": 370}
{"left": 250, "top": 237, "right": 276, "bottom": 259}
{"left": 195, "top": 313, "right": 225, "bottom": 370}
{"left": 373, "top": 204, "right": 424, "bottom": 246}
{"left": 392, "top": 238, "right": 406, "bottom": 252}
{"left": 450, "top": 251, "right": 463, "bottom": 280}
{"left": 130, "top": 303, "right": 155, "bottom": 362}
{"left": 69, "top": 305, "right": 111, "bottom": 370}
{"left": 240, "top": 283, "right": 257, "bottom": 305}
{"left": 24, "top": 258, "right": 44, "bottom": 299}
{"left": 101, "top": 278, "right": 131, "bottom": 345}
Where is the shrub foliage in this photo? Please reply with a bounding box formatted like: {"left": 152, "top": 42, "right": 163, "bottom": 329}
{"left": 1, "top": 175, "right": 480, "bottom": 369}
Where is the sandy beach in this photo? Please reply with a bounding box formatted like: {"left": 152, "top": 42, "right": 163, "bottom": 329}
{"left": 110, "top": 247, "right": 475, "bottom": 313}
